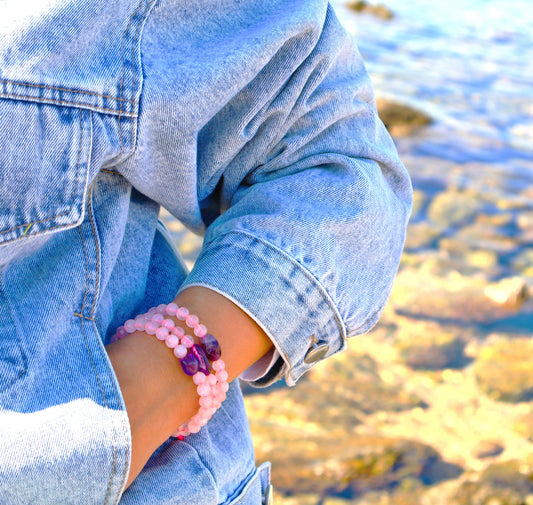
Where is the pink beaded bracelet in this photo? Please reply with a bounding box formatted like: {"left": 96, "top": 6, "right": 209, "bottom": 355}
{"left": 111, "top": 303, "right": 229, "bottom": 438}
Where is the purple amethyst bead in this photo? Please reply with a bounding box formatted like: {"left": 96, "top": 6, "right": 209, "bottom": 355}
{"left": 180, "top": 352, "right": 199, "bottom": 376}
{"left": 201, "top": 333, "right": 221, "bottom": 361}
{"left": 191, "top": 344, "right": 211, "bottom": 376}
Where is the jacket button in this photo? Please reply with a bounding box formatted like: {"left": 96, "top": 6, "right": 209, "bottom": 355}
{"left": 304, "top": 342, "right": 329, "bottom": 364}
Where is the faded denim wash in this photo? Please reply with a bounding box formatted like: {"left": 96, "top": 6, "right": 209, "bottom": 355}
{"left": 0, "top": 0, "right": 412, "bottom": 503}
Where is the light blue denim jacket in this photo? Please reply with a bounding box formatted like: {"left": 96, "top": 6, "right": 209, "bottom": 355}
{"left": 0, "top": 1, "right": 412, "bottom": 503}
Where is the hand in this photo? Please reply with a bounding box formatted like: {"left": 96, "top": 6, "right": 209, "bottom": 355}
{"left": 106, "top": 286, "right": 274, "bottom": 488}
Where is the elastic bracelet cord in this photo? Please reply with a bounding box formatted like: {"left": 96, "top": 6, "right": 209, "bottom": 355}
{"left": 111, "top": 303, "right": 229, "bottom": 438}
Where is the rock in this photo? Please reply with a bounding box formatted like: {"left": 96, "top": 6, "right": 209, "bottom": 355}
{"left": 410, "top": 189, "right": 427, "bottom": 221}
{"left": 512, "top": 410, "right": 533, "bottom": 442}
{"left": 451, "top": 460, "right": 533, "bottom": 505}
{"left": 484, "top": 277, "right": 529, "bottom": 310}
{"left": 375, "top": 99, "right": 432, "bottom": 137}
{"left": 395, "top": 322, "right": 467, "bottom": 370}
{"left": 404, "top": 222, "right": 441, "bottom": 250}
{"left": 346, "top": 1, "right": 395, "bottom": 20}
{"left": 473, "top": 440, "right": 505, "bottom": 459}
{"left": 257, "top": 433, "right": 461, "bottom": 497}
{"left": 512, "top": 250, "right": 533, "bottom": 277}
{"left": 474, "top": 338, "right": 533, "bottom": 402}
{"left": 427, "top": 191, "right": 486, "bottom": 229}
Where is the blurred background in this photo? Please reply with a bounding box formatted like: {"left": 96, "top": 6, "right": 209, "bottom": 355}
{"left": 161, "top": 1, "right": 533, "bottom": 503}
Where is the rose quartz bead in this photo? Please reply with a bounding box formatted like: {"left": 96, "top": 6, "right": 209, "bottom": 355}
{"left": 154, "top": 327, "right": 169, "bottom": 340}
{"left": 162, "top": 318, "right": 175, "bottom": 329}
{"left": 199, "top": 395, "right": 214, "bottom": 408}
{"left": 173, "top": 345, "right": 187, "bottom": 359}
{"left": 212, "top": 360, "right": 225, "bottom": 372}
{"left": 207, "top": 374, "right": 218, "bottom": 386}
{"left": 193, "top": 324, "right": 207, "bottom": 338}
{"left": 193, "top": 372, "right": 207, "bottom": 385}
{"left": 172, "top": 326, "right": 185, "bottom": 336}
{"left": 165, "top": 302, "right": 178, "bottom": 316}
{"left": 151, "top": 313, "right": 164, "bottom": 323}
{"left": 146, "top": 307, "right": 157, "bottom": 317}
{"left": 185, "top": 314, "right": 199, "bottom": 328}
{"left": 181, "top": 335, "right": 194, "bottom": 348}
{"left": 175, "top": 307, "right": 189, "bottom": 320}
{"left": 123, "top": 319, "right": 136, "bottom": 333}
{"left": 165, "top": 334, "right": 180, "bottom": 348}
{"left": 134, "top": 320, "right": 146, "bottom": 331}
{"left": 216, "top": 370, "right": 229, "bottom": 382}
{"left": 115, "top": 326, "right": 127, "bottom": 340}
{"left": 197, "top": 383, "right": 210, "bottom": 396}
{"left": 188, "top": 421, "right": 201, "bottom": 434}
{"left": 157, "top": 304, "right": 167, "bottom": 315}
{"left": 144, "top": 321, "right": 159, "bottom": 335}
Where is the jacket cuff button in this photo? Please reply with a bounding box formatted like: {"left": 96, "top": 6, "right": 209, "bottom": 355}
{"left": 303, "top": 342, "right": 329, "bottom": 364}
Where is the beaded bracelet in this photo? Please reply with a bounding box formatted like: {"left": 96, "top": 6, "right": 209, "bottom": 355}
{"left": 111, "top": 303, "right": 229, "bottom": 438}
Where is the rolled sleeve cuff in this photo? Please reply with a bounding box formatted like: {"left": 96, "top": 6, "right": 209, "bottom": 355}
{"left": 177, "top": 231, "right": 347, "bottom": 387}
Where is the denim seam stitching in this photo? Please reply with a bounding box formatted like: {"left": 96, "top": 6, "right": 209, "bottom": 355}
{"left": 211, "top": 230, "right": 346, "bottom": 341}
{"left": 78, "top": 316, "right": 116, "bottom": 505}
{"left": 83, "top": 186, "right": 117, "bottom": 505}
{"left": 77, "top": 227, "right": 91, "bottom": 315}
{"left": 91, "top": 321, "right": 127, "bottom": 505}
{"left": 87, "top": 187, "right": 102, "bottom": 318}
{"left": 0, "top": 78, "right": 135, "bottom": 103}
{"left": 115, "top": 0, "right": 154, "bottom": 166}
{"left": 0, "top": 93, "right": 136, "bottom": 116}
{"left": 0, "top": 108, "right": 85, "bottom": 240}
{"left": 128, "top": 1, "right": 156, "bottom": 160}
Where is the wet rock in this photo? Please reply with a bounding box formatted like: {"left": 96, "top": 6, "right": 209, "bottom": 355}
{"left": 375, "top": 99, "right": 432, "bottom": 137}
{"left": 455, "top": 223, "right": 518, "bottom": 255}
{"left": 512, "top": 410, "right": 533, "bottom": 442}
{"left": 346, "top": 1, "right": 395, "bottom": 20}
{"left": 474, "top": 338, "right": 533, "bottom": 402}
{"left": 259, "top": 433, "right": 461, "bottom": 497}
{"left": 390, "top": 269, "right": 522, "bottom": 324}
{"left": 473, "top": 440, "right": 505, "bottom": 459}
{"left": 484, "top": 277, "right": 529, "bottom": 310}
{"left": 410, "top": 189, "right": 427, "bottom": 221}
{"left": 427, "top": 191, "right": 486, "bottom": 229}
{"left": 404, "top": 222, "right": 441, "bottom": 250}
{"left": 451, "top": 460, "right": 533, "bottom": 505}
{"left": 395, "top": 321, "right": 467, "bottom": 370}
{"left": 512, "top": 250, "right": 533, "bottom": 277}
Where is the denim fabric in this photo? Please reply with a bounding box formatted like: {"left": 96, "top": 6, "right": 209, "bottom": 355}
{"left": 0, "top": 0, "right": 412, "bottom": 503}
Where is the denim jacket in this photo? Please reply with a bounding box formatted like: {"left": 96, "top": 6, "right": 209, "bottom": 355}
{"left": 0, "top": 1, "right": 412, "bottom": 503}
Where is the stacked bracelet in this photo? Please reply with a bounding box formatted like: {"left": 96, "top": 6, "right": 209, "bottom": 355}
{"left": 111, "top": 303, "right": 229, "bottom": 439}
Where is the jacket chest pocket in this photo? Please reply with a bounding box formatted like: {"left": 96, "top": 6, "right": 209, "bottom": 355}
{"left": 0, "top": 99, "right": 92, "bottom": 257}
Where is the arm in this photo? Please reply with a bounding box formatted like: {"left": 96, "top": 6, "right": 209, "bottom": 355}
{"left": 106, "top": 286, "right": 273, "bottom": 488}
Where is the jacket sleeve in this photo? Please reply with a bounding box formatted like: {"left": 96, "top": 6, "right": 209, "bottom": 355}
{"left": 178, "top": 3, "right": 412, "bottom": 387}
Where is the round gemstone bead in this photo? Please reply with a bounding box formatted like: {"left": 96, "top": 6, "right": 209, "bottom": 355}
{"left": 194, "top": 324, "right": 207, "bottom": 338}
{"left": 157, "top": 304, "right": 167, "bottom": 314}
{"left": 212, "top": 359, "right": 225, "bottom": 372}
{"left": 185, "top": 314, "right": 199, "bottom": 328}
{"left": 181, "top": 336, "right": 194, "bottom": 348}
{"left": 165, "top": 334, "right": 180, "bottom": 348}
{"left": 162, "top": 318, "right": 175, "bottom": 329}
{"left": 151, "top": 314, "right": 164, "bottom": 323}
{"left": 144, "top": 321, "right": 159, "bottom": 335}
{"left": 193, "top": 372, "right": 207, "bottom": 385}
{"left": 165, "top": 303, "right": 179, "bottom": 316}
{"left": 176, "top": 307, "right": 189, "bottom": 320}
{"left": 173, "top": 345, "right": 187, "bottom": 359}
{"left": 197, "top": 383, "right": 210, "bottom": 396}
{"left": 216, "top": 370, "right": 229, "bottom": 382}
{"left": 124, "top": 319, "right": 136, "bottom": 333}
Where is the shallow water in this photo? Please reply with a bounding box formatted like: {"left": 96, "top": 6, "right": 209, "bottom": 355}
{"left": 332, "top": 0, "right": 533, "bottom": 193}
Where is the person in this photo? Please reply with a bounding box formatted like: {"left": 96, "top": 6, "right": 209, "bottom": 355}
{"left": 0, "top": 0, "right": 412, "bottom": 503}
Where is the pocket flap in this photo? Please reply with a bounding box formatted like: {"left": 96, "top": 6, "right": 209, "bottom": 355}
{"left": 0, "top": 99, "right": 91, "bottom": 248}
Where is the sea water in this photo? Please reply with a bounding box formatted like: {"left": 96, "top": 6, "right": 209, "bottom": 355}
{"left": 333, "top": 0, "right": 533, "bottom": 194}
